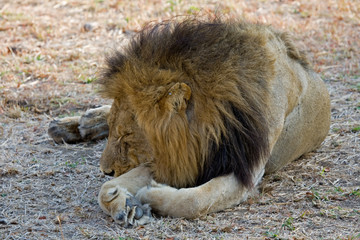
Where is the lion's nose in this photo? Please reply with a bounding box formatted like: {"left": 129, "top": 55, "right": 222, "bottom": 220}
{"left": 104, "top": 170, "right": 115, "bottom": 176}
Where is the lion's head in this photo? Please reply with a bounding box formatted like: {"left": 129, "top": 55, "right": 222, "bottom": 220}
{"left": 99, "top": 18, "right": 273, "bottom": 188}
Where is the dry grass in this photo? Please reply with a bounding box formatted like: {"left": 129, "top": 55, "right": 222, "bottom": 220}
{"left": 1, "top": 0, "right": 359, "bottom": 239}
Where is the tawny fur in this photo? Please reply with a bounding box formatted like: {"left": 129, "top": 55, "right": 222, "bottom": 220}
{"left": 96, "top": 18, "right": 330, "bottom": 221}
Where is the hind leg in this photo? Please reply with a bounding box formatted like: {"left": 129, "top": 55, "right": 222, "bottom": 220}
{"left": 266, "top": 72, "right": 330, "bottom": 173}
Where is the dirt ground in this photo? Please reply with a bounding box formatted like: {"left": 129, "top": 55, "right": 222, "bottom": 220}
{"left": 0, "top": 0, "right": 359, "bottom": 239}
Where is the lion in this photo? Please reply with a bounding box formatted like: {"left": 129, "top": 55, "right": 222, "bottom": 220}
{"left": 48, "top": 18, "right": 330, "bottom": 226}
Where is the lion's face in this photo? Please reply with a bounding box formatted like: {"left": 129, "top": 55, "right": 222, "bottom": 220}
{"left": 100, "top": 98, "right": 153, "bottom": 177}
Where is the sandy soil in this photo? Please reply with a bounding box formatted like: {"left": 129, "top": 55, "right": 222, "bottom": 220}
{"left": 1, "top": 0, "right": 359, "bottom": 239}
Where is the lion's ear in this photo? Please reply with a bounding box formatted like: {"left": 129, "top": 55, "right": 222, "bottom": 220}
{"left": 162, "top": 82, "right": 191, "bottom": 113}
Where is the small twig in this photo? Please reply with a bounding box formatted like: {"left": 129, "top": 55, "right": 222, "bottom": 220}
{"left": 273, "top": 202, "right": 290, "bottom": 205}
{"left": 57, "top": 215, "right": 65, "bottom": 240}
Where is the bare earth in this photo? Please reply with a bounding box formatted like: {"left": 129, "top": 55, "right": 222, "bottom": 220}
{"left": 0, "top": 0, "right": 359, "bottom": 239}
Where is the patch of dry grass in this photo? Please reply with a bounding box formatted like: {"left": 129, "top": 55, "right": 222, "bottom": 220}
{"left": 1, "top": 0, "right": 359, "bottom": 239}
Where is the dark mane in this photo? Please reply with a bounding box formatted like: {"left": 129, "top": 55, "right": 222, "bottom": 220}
{"left": 196, "top": 103, "right": 269, "bottom": 187}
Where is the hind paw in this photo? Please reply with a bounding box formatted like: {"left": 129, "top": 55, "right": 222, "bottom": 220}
{"left": 48, "top": 105, "right": 110, "bottom": 143}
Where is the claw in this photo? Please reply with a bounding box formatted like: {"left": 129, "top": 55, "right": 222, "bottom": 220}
{"left": 134, "top": 207, "right": 144, "bottom": 220}
{"left": 122, "top": 196, "right": 152, "bottom": 227}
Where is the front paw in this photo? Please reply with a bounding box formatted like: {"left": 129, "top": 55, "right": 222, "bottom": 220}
{"left": 136, "top": 180, "right": 201, "bottom": 218}
{"left": 98, "top": 186, "right": 152, "bottom": 227}
{"left": 135, "top": 180, "right": 177, "bottom": 216}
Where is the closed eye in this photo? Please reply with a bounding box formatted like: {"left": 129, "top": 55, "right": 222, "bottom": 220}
{"left": 117, "top": 132, "right": 133, "bottom": 143}
{"left": 117, "top": 133, "right": 133, "bottom": 153}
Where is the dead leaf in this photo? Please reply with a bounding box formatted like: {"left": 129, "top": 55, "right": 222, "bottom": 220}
{"left": 221, "top": 226, "right": 233, "bottom": 233}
